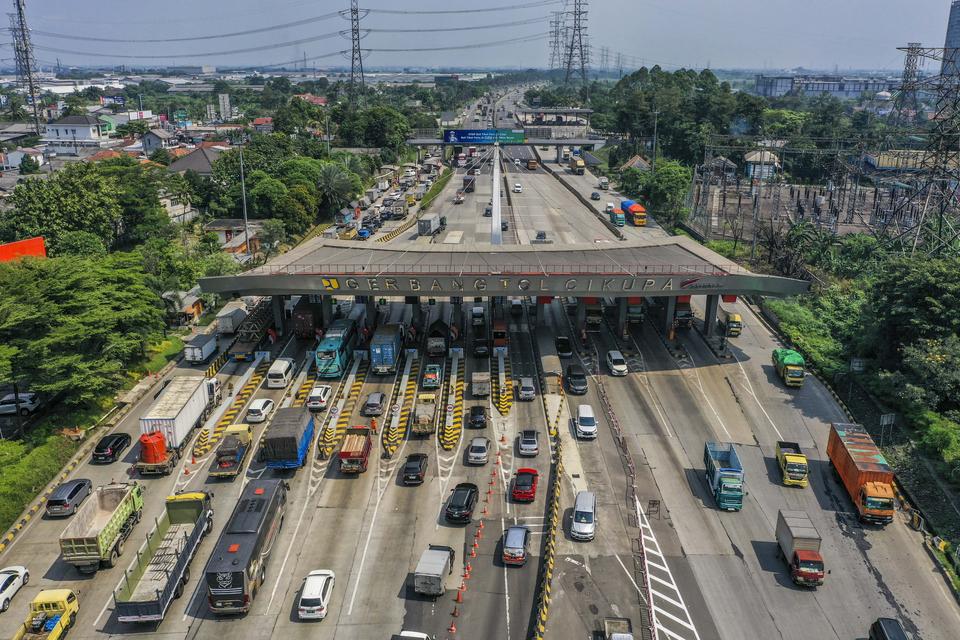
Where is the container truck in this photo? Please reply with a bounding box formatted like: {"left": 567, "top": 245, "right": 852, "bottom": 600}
{"left": 216, "top": 301, "right": 247, "bottom": 335}
{"left": 775, "top": 509, "right": 825, "bottom": 587}
{"left": 113, "top": 492, "right": 214, "bottom": 623}
{"left": 260, "top": 407, "right": 314, "bottom": 470}
{"left": 827, "top": 423, "right": 895, "bottom": 525}
{"left": 370, "top": 324, "right": 404, "bottom": 375}
{"left": 418, "top": 213, "right": 442, "bottom": 237}
{"left": 339, "top": 426, "right": 372, "bottom": 473}
{"left": 412, "top": 393, "right": 438, "bottom": 436}
{"left": 603, "top": 617, "right": 635, "bottom": 640}
{"left": 462, "top": 175, "right": 475, "bottom": 193}
{"left": 568, "top": 157, "right": 585, "bottom": 175}
{"left": 59, "top": 482, "right": 145, "bottom": 574}
{"left": 609, "top": 208, "right": 625, "bottom": 227}
{"left": 11, "top": 589, "right": 79, "bottom": 640}
{"left": 184, "top": 333, "right": 217, "bottom": 364}
{"left": 675, "top": 301, "right": 694, "bottom": 328}
{"left": 471, "top": 372, "right": 491, "bottom": 397}
{"left": 703, "top": 442, "right": 745, "bottom": 511}
{"left": 136, "top": 376, "right": 222, "bottom": 475}
{"left": 427, "top": 319, "right": 454, "bottom": 356}
{"left": 413, "top": 545, "right": 454, "bottom": 598}
{"left": 291, "top": 298, "right": 320, "bottom": 339}
{"left": 776, "top": 441, "right": 809, "bottom": 487}
{"left": 773, "top": 349, "right": 806, "bottom": 388}
{"left": 209, "top": 424, "right": 253, "bottom": 479}
{"left": 620, "top": 200, "right": 647, "bottom": 226}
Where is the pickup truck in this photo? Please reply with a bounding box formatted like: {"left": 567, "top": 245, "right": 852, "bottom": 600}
{"left": 59, "top": 482, "right": 145, "bottom": 574}
{"left": 776, "top": 441, "right": 809, "bottom": 487}
{"left": 776, "top": 509, "right": 825, "bottom": 587}
{"left": 11, "top": 590, "right": 79, "bottom": 640}
{"left": 209, "top": 424, "right": 252, "bottom": 479}
{"left": 471, "top": 372, "right": 491, "bottom": 397}
{"left": 339, "top": 426, "right": 372, "bottom": 473}
{"left": 411, "top": 393, "right": 438, "bottom": 436}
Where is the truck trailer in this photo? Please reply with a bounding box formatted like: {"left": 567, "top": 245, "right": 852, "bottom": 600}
{"left": 775, "top": 509, "right": 825, "bottom": 587}
{"left": 183, "top": 333, "right": 217, "bottom": 364}
{"left": 703, "top": 442, "right": 745, "bottom": 511}
{"left": 215, "top": 301, "right": 248, "bottom": 335}
{"left": 59, "top": 482, "right": 145, "bottom": 574}
{"left": 291, "top": 298, "right": 321, "bottom": 339}
{"left": 418, "top": 213, "right": 442, "bottom": 237}
{"left": 260, "top": 407, "right": 314, "bottom": 470}
{"left": 370, "top": 324, "right": 404, "bottom": 375}
{"left": 209, "top": 424, "right": 253, "bottom": 479}
{"left": 827, "top": 423, "right": 895, "bottom": 525}
{"left": 412, "top": 393, "right": 438, "bottom": 436}
{"left": 339, "top": 426, "right": 372, "bottom": 473}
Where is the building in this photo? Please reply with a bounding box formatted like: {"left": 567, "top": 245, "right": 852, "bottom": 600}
{"left": 0, "top": 147, "right": 45, "bottom": 171}
{"left": 205, "top": 104, "right": 217, "bottom": 121}
{"left": 945, "top": 1, "right": 960, "bottom": 76}
{"left": 440, "top": 111, "right": 458, "bottom": 127}
{"left": 166, "top": 146, "right": 223, "bottom": 177}
{"left": 754, "top": 74, "right": 900, "bottom": 99}
{"left": 162, "top": 285, "right": 204, "bottom": 326}
{"left": 42, "top": 114, "right": 108, "bottom": 155}
{"left": 141, "top": 129, "right": 177, "bottom": 154}
{"left": 218, "top": 93, "right": 231, "bottom": 120}
{"left": 251, "top": 117, "right": 274, "bottom": 133}
{"left": 160, "top": 191, "right": 198, "bottom": 225}
{"left": 744, "top": 150, "right": 780, "bottom": 180}
{"left": 202, "top": 219, "right": 264, "bottom": 246}
{"left": 293, "top": 93, "right": 327, "bottom": 107}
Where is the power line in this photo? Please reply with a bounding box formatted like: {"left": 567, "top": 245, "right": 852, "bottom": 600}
{"left": 366, "top": 16, "right": 547, "bottom": 33}
{"left": 364, "top": 0, "right": 561, "bottom": 15}
{"left": 365, "top": 33, "right": 547, "bottom": 54}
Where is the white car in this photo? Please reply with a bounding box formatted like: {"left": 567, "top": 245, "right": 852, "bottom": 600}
{"left": 467, "top": 437, "right": 492, "bottom": 465}
{"left": 306, "top": 384, "right": 332, "bottom": 412}
{"left": 513, "top": 158, "right": 521, "bottom": 167}
{"left": 298, "top": 569, "right": 335, "bottom": 620}
{"left": 606, "top": 350, "right": 628, "bottom": 376}
{"left": 0, "top": 566, "right": 28, "bottom": 612}
{"left": 575, "top": 404, "right": 598, "bottom": 439}
{"left": 245, "top": 398, "right": 275, "bottom": 424}
{"left": 0, "top": 392, "right": 40, "bottom": 417}
{"left": 513, "top": 183, "right": 523, "bottom": 193}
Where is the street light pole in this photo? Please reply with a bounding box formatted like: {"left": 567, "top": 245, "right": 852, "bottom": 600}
{"left": 239, "top": 147, "right": 251, "bottom": 259}
{"left": 651, "top": 109, "right": 660, "bottom": 173}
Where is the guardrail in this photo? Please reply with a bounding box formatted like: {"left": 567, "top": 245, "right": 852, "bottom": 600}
{"left": 246, "top": 262, "right": 737, "bottom": 277}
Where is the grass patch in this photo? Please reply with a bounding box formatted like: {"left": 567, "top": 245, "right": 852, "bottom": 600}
{"left": 706, "top": 239, "right": 751, "bottom": 261}
{"left": 419, "top": 168, "right": 453, "bottom": 212}
{"left": 138, "top": 335, "right": 185, "bottom": 375}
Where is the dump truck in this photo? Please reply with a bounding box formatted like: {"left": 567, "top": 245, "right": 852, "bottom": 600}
{"left": 183, "top": 333, "right": 217, "bottom": 364}
{"left": 703, "top": 442, "right": 745, "bottom": 511}
{"left": 261, "top": 407, "right": 314, "bottom": 470}
{"left": 603, "top": 617, "right": 635, "bottom": 640}
{"left": 11, "top": 589, "right": 79, "bottom": 640}
{"left": 418, "top": 213, "right": 442, "bottom": 237}
{"left": 776, "top": 441, "right": 809, "bottom": 487}
{"left": 339, "top": 426, "right": 372, "bottom": 473}
{"left": 113, "top": 492, "right": 214, "bottom": 623}
{"left": 209, "top": 424, "right": 253, "bottom": 479}
{"left": 413, "top": 545, "right": 454, "bottom": 598}
{"left": 775, "top": 509, "right": 825, "bottom": 587}
{"left": 216, "top": 301, "right": 247, "bottom": 335}
{"left": 412, "top": 393, "right": 438, "bottom": 436}
{"left": 370, "top": 324, "right": 404, "bottom": 375}
{"left": 568, "top": 157, "right": 585, "bottom": 175}
{"left": 471, "top": 371, "right": 491, "bottom": 397}
{"left": 609, "top": 208, "right": 625, "bottom": 227}
{"left": 773, "top": 349, "right": 806, "bottom": 388}
{"left": 136, "top": 376, "right": 222, "bottom": 476}
{"left": 59, "top": 482, "right": 145, "bottom": 574}
{"left": 827, "top": 423, "right": 895, "bottom": 525}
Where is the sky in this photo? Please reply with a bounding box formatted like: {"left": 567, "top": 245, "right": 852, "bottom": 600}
{"left": 20, "top": 0, "right": 954, "bottom": 72}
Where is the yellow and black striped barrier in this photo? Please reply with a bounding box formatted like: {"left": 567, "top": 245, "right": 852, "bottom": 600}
{"left": 382, "top": 359, "right": 415, "bottom": 456}
{"left": 376, "top": 217, "right": 418, "bottom": 244}
{"left": 320, "top": 361, "right": 369, "bottom": 457}
{"left": 205, "top": 349, "right": 230, "bottom": 379}
{"left": 292, "top": 366, "right": 317, "bottom": 408}
{"left": 532, "top": 439, "right": 564, "bottom": 640}
{"left": 439, "top": 357, "right": 465, "bottom": 451}
{"left": 194, "top": 360, "right": 269, "bottom": 457}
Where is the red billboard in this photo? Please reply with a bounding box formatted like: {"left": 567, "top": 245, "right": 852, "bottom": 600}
{"left": 0, "top": 237, "right": 47, "bottom": 263}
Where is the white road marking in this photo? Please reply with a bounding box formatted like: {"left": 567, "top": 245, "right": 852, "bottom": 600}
{"left": 91, "top": 592, "right": 113, "bottom": 628}
{"left": 614, "top": 553, "right": 644, "bottom": 599}
{"left": 346, "top": 451, "right": 384, "bottom": 616}
{"left": 500, "top": 515, "right": 512, "bottom": 639}
{"left": 729, "top": 351, "right": 785, "bottom": 441}
{"left": 683, "top": 349, "right": 732, "bottom": 440}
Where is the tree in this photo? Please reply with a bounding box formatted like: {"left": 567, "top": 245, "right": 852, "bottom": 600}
{"left": 61, "top": 93, "right": 86, "bottom": 117}
{"left": 259, "top": 219, "right": 286, "bottom": 258}
{"left": 316, "top": 162, "right": 357, "bottom": 214}
{"left": 96, "top": 157, "right": 173, "bottom": 247}
{"left": 18, "top": 154, "right": 41, "bottom": 175}
{"left": 116, "top": 120, "right": 150, "bottom": 138}
{"left": 58, "top": 231, "right": 107, "bottom": 257}
{"left": 149, "top": 148, "right": 173, "bottom": 165}
{"left": 634, "top": 160, "right": 691, "bottom": 229}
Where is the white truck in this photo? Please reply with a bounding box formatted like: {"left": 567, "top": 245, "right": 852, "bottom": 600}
{"left": 471, "top": 372, "right": 491, "bottom": 397}
{"left": 418, "top": 213, "right": 441, "bottom": 236}
{"left": 413, "top": 545, "right": 454, "bottom": 598}
{"left": 183, "top": 333, "right": 217, "bottom": 364}
{"left": 215, "top": 301, "right": 248, "bottom": 335}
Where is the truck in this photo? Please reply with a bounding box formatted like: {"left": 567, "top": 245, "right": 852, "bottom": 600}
{"left": 773, "top": 349, "right": 806, "bottom": 388}
{"left": 209, "top": 424, "right": 253, "bottom": 479}
{"left": 626, "top": 298, "right": 646, "bottom": 324}
{"left": 609, "top": 208, "right": 625, "bottom": 227}
{"left": 526, "top": 158, "right": 538, "bottom": 170}
{"left": 411, "top": 393, "right": 438, "bottom": 436}
{"left": 598, "top": 176, "right": 609, "bottom": 190}
{"left": 471, "top": 305, "right": 485, "bottom": 328}
{"left": 229, "top": 298, "right": 273, "bottom": 361}
{"left": 11, "top": 589, "right": 79, "bottom": 640}
{"left": 215, "top": 301, "right": 247, "bottom": 335}
{"left": 621, "top": 200, "right": 647, "bottom": 227}
{"left": 776, "top": 441, "right": 809, "bottom": 487}
{"left": 471, "top": 371, "right": 491, "bottom": 397}
{"left": 675, "top": 301, "right": 694, "bottom": 328}
{"left": 568, "top": 156, "right": 585, "bottom": 175}
{"left": 703, "top": 442, "right": 745, "bottom": 511}
{"left": 370, "top": 324, "right": 404, "bottom": 375}
{"left": 427, "top": 319, "right": 452, "bottom": 356}
{"left": 260, "top": 407, "right": 314, "bottom": 470}
{"left": 184, "top": 333, "right": 217, "bottom": 364}
{"left": 136, "top": 376, "right": 222, "bottom": 475}
{"left": 113, "top": 492, "right": 214, "bottom": 623}
{"left": 561, "top": 147, "right": 571, "bottom": 161}
{"left": 462, "top": 175, "right": 476, "bottom": 193}
{"left": 827, "top": 423, "right": 895, "bottom": 525}
{"left": 291, "top": 298, "right": 321, "bottom": 339}
{"left": 418, "top": 213, "right": 442, "bottom": 237}
{"left": 775, "top": 509, "right": 825, "bottom": 587}
{"left": 585, "top": 299, "right": 604, "bottom": 326}
{"left": 413, "top": 545, "right": 454, "bottom": 598}
{"left": 422, "top": 364, "right": 442, "bottom": 389}
{"left": 603, "top": 617, "right": 635, "bottom": 640}
{"left": 339, "top": 426, "right": 372, "bottom": 473}
{"left": 59, "top": 482, "right": 145, "bottom": 574}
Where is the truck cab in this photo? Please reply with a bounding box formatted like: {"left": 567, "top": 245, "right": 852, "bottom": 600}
{"left": 13, "top": 589, "right": 79, "bottom": 640}
{"left": 775, "top": 441, "right": 809, "bottom": 487}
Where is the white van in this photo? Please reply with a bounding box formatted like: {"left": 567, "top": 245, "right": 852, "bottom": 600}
{"left": 266, "top": 357, "right": 295, "bottom": 389}
{"left": 575, "top": 404, "right": 598, "bottom": 439}
{"left": 570, "top": 490, "right": 597, "bottom": 541}
{"left": 605, "top": 202, "right": 615, "bottom": 213}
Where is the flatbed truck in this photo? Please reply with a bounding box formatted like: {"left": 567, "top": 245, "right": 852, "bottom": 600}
{"left": 209, "top": 424, "right": 252, "bottom": 479}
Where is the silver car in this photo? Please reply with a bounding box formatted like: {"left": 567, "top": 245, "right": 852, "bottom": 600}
{"left": 518, "top": 430, "right": 539, "bottom": 457}
{"left": 45, "top": 478, "right": 92, "bottom": 517}
{"left": 467, "top": 437, "right": 492, "bottom": 465}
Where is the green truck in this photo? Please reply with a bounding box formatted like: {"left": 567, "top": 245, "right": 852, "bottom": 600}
{"left": 773, "top": 349, "right": 806, "bottom": 388}
{"left": 59, "top": 482, "right": 145, "bottom": 574}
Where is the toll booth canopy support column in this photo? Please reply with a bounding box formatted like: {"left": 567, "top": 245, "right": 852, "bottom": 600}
{"left": 704, "top": 294, "right": 720, "bottom": 337}
{"left": 320, "top": 295, "right": 334, "bottom": 328}
{"left": 617, "top": 297, "right": 628, "bottom": 338}
{"left": 663, "top": 296, "right": 676, "bottom": 337}
{"left": 576, "top": 298, "right": 587, "bottom": 334}
{"left": 365, "top": 296, "right": 378, "bottom": 327}
{"left": 272, "top": 295, "right": 286, "bottom": 336}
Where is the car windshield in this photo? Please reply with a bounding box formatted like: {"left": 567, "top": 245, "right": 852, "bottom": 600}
{"left": 798, "top": 559, "right": 824, "bottom": 573}
{"left": 300, "top": 597, "right": 324, "bottom": 608}
{"left": 579, "top": 416, "right": 595, "bottom": 427}
{"left": 516, "top": 474, "right": 534, "bottom": 488}
{"left": 574, "top": 510, "right": 593, "bottom": 524}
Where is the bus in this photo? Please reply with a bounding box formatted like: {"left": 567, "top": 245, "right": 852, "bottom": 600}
{"left": 315, "top": 305, "right": 366, "bottom": 378}
{"left": 204, "top": 479, "right": 287, "bottom": 615}
{"left": 492, "top": 319, "right": 509, "bottom": 350}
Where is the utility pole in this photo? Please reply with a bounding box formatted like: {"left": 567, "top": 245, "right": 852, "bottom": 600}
{"left": 548, "top": 11, "right": 563, "bottom": 71}
{"left": 10, "top": 0, "right": 41, "bottom": 135}
{"left": 651, "top": 110, "right": 659, "bottom": 173}
{"left": 239, "top": 147, "right": 251, "bottom": 259}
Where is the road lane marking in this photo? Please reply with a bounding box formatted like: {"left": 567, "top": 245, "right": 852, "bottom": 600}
{"left": 500, "top": 515, "right": 512, "bottom": 639}
{"left": 683, "top": 349, "right": 732, "bottom": 440}
{"left": 729, "top": 351, "right": 785, "bottom": 441}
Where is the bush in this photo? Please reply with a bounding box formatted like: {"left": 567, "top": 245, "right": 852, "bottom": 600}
{"left": 0, "top": 435, "right": 80, "bottom": 532}
{"left": 765, "top": 297, "right": 846, "bottom": 377}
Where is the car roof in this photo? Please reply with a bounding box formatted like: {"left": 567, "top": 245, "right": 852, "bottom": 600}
{"left": 302, "top": 570, "right": 334, "bottom": 596}
{"left": 608, "top": 350, "right": 624, "bottom": 358}
{"left": 517, "top": 467, "right": 538, "bottom": 476}
{"left": 504, "top": 525, "right": 528, "bottom": 545}
{"left": 249, "top": 398, "right": 272, "bottom": 409}
{"left": 454, "top": 482, "right": 477, "bottom": 491}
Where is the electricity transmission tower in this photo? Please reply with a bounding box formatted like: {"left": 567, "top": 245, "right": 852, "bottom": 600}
{"left": 893, "top": 42, "right": 922, "bottom": 125}
{"left": 598, "top": 45, "right": 609, "bottom": 76}
{"left": 9, "top": 0, "right": 40, "bottom": 134}
{"left": 347, "top": 0, "right": 366, "bottom": 107}
{"left": 563, "top": 0, "right": 589, "bottom": 85}
{"left": 548, "top": 11, "right": 563, "bottom": 71}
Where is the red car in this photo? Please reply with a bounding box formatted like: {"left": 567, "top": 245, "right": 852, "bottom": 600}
{"left": 511, "top": 468, "right": 539, "bottom": 502}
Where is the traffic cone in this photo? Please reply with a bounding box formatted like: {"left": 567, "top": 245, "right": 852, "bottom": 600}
{"left": 470, "top": 546, "right": 477, "bottom": 558}
{"left": 500, "top": 434, "right": 507, "bottom": 444}
{"left": 455, "top": 588, "right": 464, "bottom": 603}
{"left": 466, "top": 562, "right": 472, "bottom": 573}
{"left": 452, "top": 605, "right": 460, "bottom": 617}
{"left": 482, "top": 504, "right": 488, "bottom": 515}
{"left": 478, "top": 521, "right": 484, "bottom": 530}
{"left": 183, "top": 466, "right": 190, "bottom": 476}
{"left": 448, "top": 622, "right": 457, "bottom": 633}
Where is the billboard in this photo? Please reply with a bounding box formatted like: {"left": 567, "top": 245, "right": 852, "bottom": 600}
{"left": 443, "top": 129, "right": 526, "bottom": 145}
{"left": 0, "top": 237, "right": 46, "bottom": 263}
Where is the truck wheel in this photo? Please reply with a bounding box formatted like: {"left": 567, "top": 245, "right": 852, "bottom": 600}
{"left": 174, "top": 581, "right": 184, "bottom": 599}
{"left": 116, "top": 540, "right": 125, "bottom": 557}
{"left": 68, "top": 612, "right": 77, "bottom": 628}
{"left": 204, "top": 519, "right": 213, "bottom": 536}
{"left": 134, "top": 509, "right": 142, "bottom": 524}
{"left": 106, "top": 548, "right": 119, "bottom": 568}
{"left": 259, "top": 566, "right": 266, "bottom": 588}
{"left": 183, "top": 567, "right": 190, "bottom": 583}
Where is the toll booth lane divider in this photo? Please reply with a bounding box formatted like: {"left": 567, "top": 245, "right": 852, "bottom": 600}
{"left": 320, "top": 356, "right": 369, "bottom": 457}
{"left": 194, "top": 358, "right": 269, "bottom": 457}
{"left": 493, "top": 351, "right": 513, "bottom": 416}
{"left": 439, "top": 353, "right": 465, "bottom": 451}
{"left": 292, "top": 364, "right": 317, "bottom": 408}
{"left": 383, "top": 355, "right": 416, "bottom": 456}
{"left": 532, "top": 438, "right": 564, "bottom": 640}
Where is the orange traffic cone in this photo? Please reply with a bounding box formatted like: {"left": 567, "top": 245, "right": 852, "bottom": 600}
{"left": 482, "top": 504, "right": 489, "bottom": 515}
{"left": 470, "top": 546, "right": 477, "bottom": 558}
{"left": 452, "top": 605, "right": 460, "bottom": 617}
{"left": 500, "top": 434, "right": 507, "bottom": 443}
{"left": 448, "top": 622, "right": 457, "bottom": 633}
{"left": 478, "top": 521, "right": 484, "bottom": 530}
{"left": 455, "top": 588, "right": 464, "bottom": 603}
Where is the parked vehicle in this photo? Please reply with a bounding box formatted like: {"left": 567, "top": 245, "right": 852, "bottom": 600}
{"left": 418, "top": 213, "right": 442, "bottom": 236}
{"left": 773, "top": 349, "right": 806, "bottom": 388}
{"left": 338, "top": 426, "right": 372, "bottom": 474}
{"left": 184, "top": 333, "right": 217, "bottom": 364}
{"left": 402, "top": 453, "right": 428, "bottom": 485}
{"left": 411, "top": 393, "right": 438, "bottom": 436}
{"left": 93, "top": 432, "right": 132, "bottom": 464}
{"left": 0, "top": 566, "right": 28, "bottom": 613}
{"left": 370, "top": 324, "right": 404, "bottom": 375}
{"left": 209, "top": 424, "right": 253, "bottom": 479}
{"left": 261, "top": 408, "right": 314, "bottom": 470}
{"left": 59, "top": 482, "right": 145, "bottom": 574}
{"left": 776, "top": 441, "right": 809, "bottom": 487}
{"left": 45, "top": 479, "right": 93, "bottom": 518}
{"left": 603, "top": 617, "right": 634, "bottom": 640}
{"left": 703, "top": 442, "right": 745, "bottom": 511}
{"left": 511, "top": 468, "right": 539, "bottom": 502}
{"left": 10, "top": 589, "right": 79, "bottom": 640}
{"left": 215, "top": 301, "right": 248, "bottom": 335}
{"left": 0, "top": 391, "right": 40, "bottom": 417}
{"left": 467, "top": 437, "right": 491, "bottom": 465}
{"left": 719, "top": 309, "right": 742, "bottom": 337}
{"left": 297, "top": 570, "right": 335, "bottom": 620}
{"left": 471, "top": 371, "right": 491, "bottom": 397}
{"left": 113, "top": 492, "right": 214, "bottom": 623}
{"left": 413, "top": 545, "right": 454, "bottom": 598}
{"left": 306, "top": 383, "right": 332, "bottom": 411}
{"left": 570, "top": 490, "right": 597, "bottom": 541}
{"left": 137, "top": 376, "right": 222, "bottom": 475}
{"left": 518, "top": 430, "right": 539, "bottom": 457}
{"left": 606, "top": 350, "right": 628, "bottom": 376}
{"left": 501, "top": 526, "right": 531, "bottom": 566}
{"left": 827, "top": 423, "right": 895, "bottom": 525}
{"left": 445, "top": 483, "right": 479, "bottom": 522}
{"left": 775, "top": 509, "right": 825, "bottom": 587}
{"left": 575, "top": 404, "right": 598, "bottom": 439}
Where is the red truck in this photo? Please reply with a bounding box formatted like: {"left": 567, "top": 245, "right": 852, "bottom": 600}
{"left": 827, "top": 423, "right": 895, "bottom": 525}
{"left": 339, "top": 426, "right": 372, "bottom": 474}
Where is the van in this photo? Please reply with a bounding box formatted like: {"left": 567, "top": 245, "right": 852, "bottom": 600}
{"left": 566, "top": 364, "right": 588, "bottom": 395}
{"left": 518, "top": 377, "right": 536, "bottom": 401}
{"left": 45, "top": 478, "right": 93, "bottom": 517}
{"left": 719, "top": 309, "right": 743, "bottom": 337}
{"left": 266, "top": 357, "right": 295, "bottom": 389}
{"left": 575, "top": 404, "right": 598, "bottom": 439}
{"left": 868, "top": 618, "right": 908, "bottom": 640}
{"left": 362, "top": 391, "right": 386, "bottom": 416}
{"left": 570, "top": 491, "right": 597, "bottom": 541}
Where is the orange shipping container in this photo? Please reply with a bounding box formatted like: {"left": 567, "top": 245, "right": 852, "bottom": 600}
{"left": 826, "top": 423, "right": 895, "bottom": 525}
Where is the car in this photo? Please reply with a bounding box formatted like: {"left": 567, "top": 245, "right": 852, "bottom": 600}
{"left": 422, "top": 364, "right": 442, "bottom": 389}
{"left": 362, "top": 391, "right": 386, "bottom": 416}
{"left": 501, "top": 526, "right": 531, "bottom": 566}
{"left": 306, "top": 383, "right": 332, "bottom": 411}
{"left": 402, "top": 453, "right": 429, "bottom": 485}
{"left": 555, "top": 336, "right": 573, "bottom": 358}
{"left": 517, "top": 377, "right": 536, "bottom": 401}
{"left": 566, "top": 364, "right": 589, "bottom": 395}
{"left": 297, "top": 569, "right": 335, "bottom": 620}
{"left": 92, "top": 432, "right": 132, "bottom": 463}
{"left": 590, "top": 191, "right": 601, "bottom": 200}
{"left": 606, "top": 350, "right": 628, "bottom": 376}
{"left": 869, "top": 618, "right": 908, "bottom": 640}
{"left": 245, "top": 398, "right": 275, "bottom": 424}
{"left": 501, "top": 221, "right": 509, "bottom": 231}
{"left": 513, "top": 183, "right": 523, "bottom": 193}
{"left": 575, "top": 404, "right": 598, "bottom": 439}
{"left": 570, "top": 491, "right": 598, "bottom": 541}
{"left": 45, "top": 478, "right": 92, "bottom": 517}
{"left": 467, "top": 437, "right": 491, "bottom": 465}
{"left": 512, "top": 468, "right": 539, "bottom": 502}
{"left": 0, "top": 566, "right": 28, "bottom": 612}
{"left": 472, "top": 168, "right": 482, "bottom": 176}
{"left": 454, "top": 193, "right": 465, "bottom": 204}
{"left": 0, "top": 392, "right": 40, "bottom": 416}
{"left": 468, "top": 405, "right": 487, "bottom": 429}
{"left": 513, "top": 158, "right": 521, "bottom": 166}
{"left": 483, "top": 205, "right": 492, "bottom": 217}
{"left": 518, "top": 430, "right": 539, "bottom": 457}
{"left": 535, "top": 230, "right": 547, "bottom": 241}
{"left": 445, "top": 482, "right": 479, "bottom": 523}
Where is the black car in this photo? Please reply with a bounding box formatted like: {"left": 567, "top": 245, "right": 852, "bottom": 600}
{"left": 469, "top": 405, "right": 487, "bottom": 429}
{"left": 590, "top": 191, "right": 601, "bottom": 200}
{"left": 402, "top": 453, "right": 428, "bottom": 485}
{"left": 92, "top": 432, "right": 132, "bottom": 463}
{"left": 445, "top": 482, "right": 479, "bottom": 523}
{"left": 473, "top": 337, "right": 489, "bottom": 357}
{"left": 566, "top": 364, "right": 589, "bottom": 395}
{"left": 555, "top": 335, "right": 573, "bottom": 358}
{"left": 501, "top": 221, "right": 509, "bottom": 231}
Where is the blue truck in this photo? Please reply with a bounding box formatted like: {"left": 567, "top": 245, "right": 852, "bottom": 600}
{"left": 261, "top": 407, "right": 314, "bottom": 469}
{"left": 370, "top": 324, "right": 404, "bottom": 375}
{"left": 703, "top": 442, "right": 745, "bottom": 511}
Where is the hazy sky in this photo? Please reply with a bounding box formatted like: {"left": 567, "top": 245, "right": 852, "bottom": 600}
{"left": 22, "top": 0, "right": 953, "bottom": 72}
